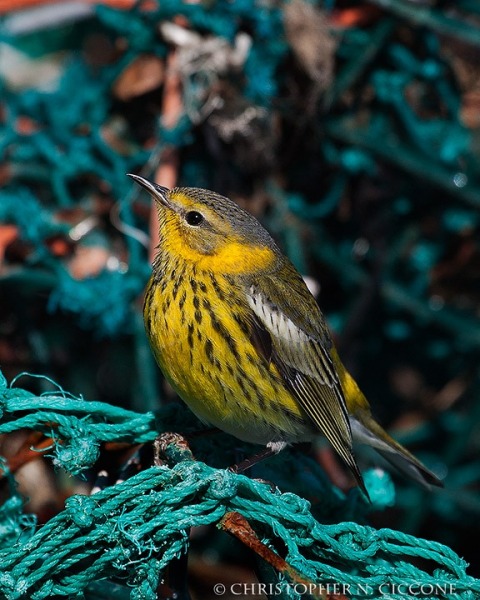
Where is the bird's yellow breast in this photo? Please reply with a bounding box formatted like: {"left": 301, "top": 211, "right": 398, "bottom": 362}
{"left": 143, "top": 263, "right": 310, "bottom": 445}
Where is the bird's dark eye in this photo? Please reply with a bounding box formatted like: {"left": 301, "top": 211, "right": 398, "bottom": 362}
{"left": 185, "top": 211, "right": 204, "bottom": 226}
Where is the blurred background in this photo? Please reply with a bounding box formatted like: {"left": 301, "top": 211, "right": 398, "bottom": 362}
{"left": 1, "top": 0, "right": 479, "bottom": 595}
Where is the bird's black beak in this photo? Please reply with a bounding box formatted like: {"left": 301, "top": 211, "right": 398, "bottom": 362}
{"left": 127, "top": 174, "right": 171, "bottom": 208}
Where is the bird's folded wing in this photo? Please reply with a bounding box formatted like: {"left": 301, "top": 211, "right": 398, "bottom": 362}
{"left": 247, "top": 262, "right": 362, "bottom": 483}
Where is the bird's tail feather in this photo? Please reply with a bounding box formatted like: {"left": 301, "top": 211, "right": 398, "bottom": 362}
{"left": 350, "top": 414, "right": 443, "bottom": 488}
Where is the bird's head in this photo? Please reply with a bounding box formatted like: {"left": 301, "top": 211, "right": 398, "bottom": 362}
{"left": 129, "top": 174, "right": 279, "bottom": 274}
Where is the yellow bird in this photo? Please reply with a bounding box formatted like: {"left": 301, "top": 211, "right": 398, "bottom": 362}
{"left": 130, "top": 174, "right": 442, "bottom": 493}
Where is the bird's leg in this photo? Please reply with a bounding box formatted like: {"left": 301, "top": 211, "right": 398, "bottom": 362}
{"left": 229, "top": 441, "right": 287, "bottom": 474}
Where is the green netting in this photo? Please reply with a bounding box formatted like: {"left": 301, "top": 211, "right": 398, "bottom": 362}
{"left": 0, "top": 371, "right": 479, "bottom": 600}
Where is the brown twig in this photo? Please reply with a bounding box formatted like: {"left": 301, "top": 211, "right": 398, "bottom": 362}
{"left": 149, "top": 51, "right": 182, "bottom": 262}
{"left": 330, "top": 7, "right": 381, "bottom": 28}
{"left": 0, "top": 0, "right": 143, "bottom": 14}
{"left": 0, "top": 432, "right": 53, "bottom": 478}
{"left": 219, "top": 511, "right": 347, "bottom": 600}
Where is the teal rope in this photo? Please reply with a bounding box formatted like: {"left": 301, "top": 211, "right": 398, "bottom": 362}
{"left": 366, "top": 0, "right": 480, "bottom": 46}
{"left": 0, "top": 460, "right": 36, "bottom": 550}
{"left": 0, "top": 370, "right": 478, "bottom": 599}
{"left": 0, "top": 460, "right": 478, "bottom": 599}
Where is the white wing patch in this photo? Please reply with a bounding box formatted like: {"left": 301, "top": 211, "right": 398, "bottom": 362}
{"left": 246, "top": 286, "right": 338, "bottom": 384}
{"left": 247, "top": 290, "right": 309, "bottom": 344}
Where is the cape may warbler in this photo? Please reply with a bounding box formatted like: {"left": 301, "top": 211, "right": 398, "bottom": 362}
{"left": 130, "top": 174, "right": 442, "bottom": 491}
